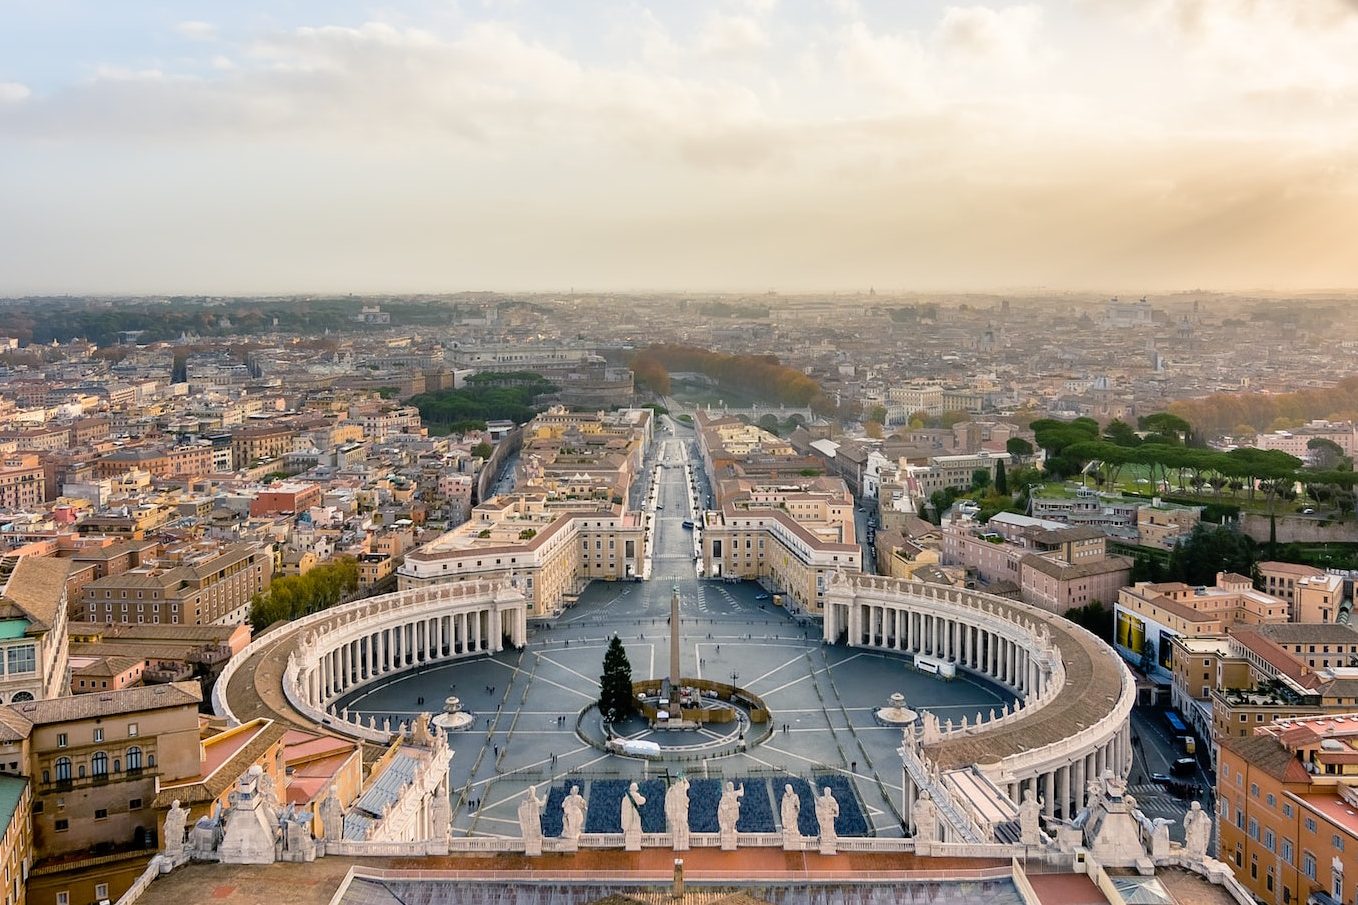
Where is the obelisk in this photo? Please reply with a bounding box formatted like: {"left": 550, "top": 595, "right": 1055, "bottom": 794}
{"left": 670, "top": 585, "right": 682, "bottom": 687}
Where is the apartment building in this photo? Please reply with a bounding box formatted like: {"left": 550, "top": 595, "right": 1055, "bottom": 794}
{"left": 906, "top": 452, "right": 1012, "bottom": 497}
{"left": 1212, "top": 624, "right": 1358, "bottom": 742}
{"left": 79, "top": 542, "right": 273, "bottom": 627}
{"left": 1114, "top": 572, "right": 1289, "bottom": 679}
{"left": 94, "top": 444, "right": 215, "bottom": 480}
{"left": 0, "top": 455, "right": 44, "bottom": 510}
{"left": 942, "top": 512, "right": 1131, "bottom": 614}
{"left": 1252, "top": 420, "right": 1358, "bottom": 459}
{"left": 0, "top": 683, "right": 202, "bottom": 905}
{"left": 1218, "top": 713, "right": 1358, "bottom": 905}
{"left": 0, "top": 775, "right": 31, "bottom": 905}
{"left": 0, "top": 556, "right": 71, "bottom": 705}
{"left": 1258, "top": 561, "right": 1327, "bottom": 616}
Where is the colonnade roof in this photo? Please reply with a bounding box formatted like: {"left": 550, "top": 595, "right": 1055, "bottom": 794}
{"left": 922, "top": 599, "right": 1128, "bottom": 770}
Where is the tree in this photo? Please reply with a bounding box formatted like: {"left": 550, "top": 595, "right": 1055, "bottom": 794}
{"left": 1103, "top": 419, "right": 1141, "bottom": 447}
{"left": 1006, "top": 437, "right": 1034, "bottom": 464}
{"left": 868, "top": 405, "right": 888, "bottom": 425}
{"left": 1308, "top": 437, "right": 1346, "bottom": 470}
{"left": 865, "top": 420, "right": 884, "bottom": 439}
{"left": 971, "top": 469, "right": 991, "bottom": 492}
{"left": 994, "top": 459, "right": 1008, "bottom": 495}
{"left": 599, "top": 635, "right": 635, "bottom": 723}
{"left": 471, "top": 441, "right": 493, "bottom": 459}
{"left": 1166, "top": 524, "right": 1258, "bottom": 586}
{"left": 1064, "top": 601, "right": 1113, "bottom": 641}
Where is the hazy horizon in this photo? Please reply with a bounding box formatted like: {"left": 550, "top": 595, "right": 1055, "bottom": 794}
{"left": 4, "top": 1, "right": 1358, "bottom": 295}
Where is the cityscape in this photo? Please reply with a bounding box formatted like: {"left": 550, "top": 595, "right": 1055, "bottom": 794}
{"left": 3, "top": 3, "right": 1358, "bottom": 905}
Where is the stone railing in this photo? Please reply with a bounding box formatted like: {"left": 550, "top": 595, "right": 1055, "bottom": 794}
{"left": 112, "top": 856, "right": 166, "bottom": 905}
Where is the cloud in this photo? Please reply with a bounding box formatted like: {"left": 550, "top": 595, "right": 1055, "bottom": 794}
{"left": 175, "top": 21, "right": 217, "bottom": 41}
{"left": 934, "top": 4, "right": 1042, "bottom": 66}
{"left": 0, "top": 82, "right": 30, "bottom": 103}
{"left": 697, "top": 14, "right": 770, "bottom": 57}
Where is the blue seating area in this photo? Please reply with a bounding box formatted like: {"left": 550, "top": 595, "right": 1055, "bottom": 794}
{"left": 584, "top": 779, "right": 628, "bottom": 833}
{"left": 636, "top": 779, "right": 666, "bottom": 832}
{"left": 813, "top": 773, "right": 869, "bottom": 837}
{"left": 686, "top": 778, "right": 722, "bottom": 833}
{"left": 734, "top": 779, "right": 774, "bottom": 833}
{"left": 540, "top": 782, "right": 570, "bottom": 837}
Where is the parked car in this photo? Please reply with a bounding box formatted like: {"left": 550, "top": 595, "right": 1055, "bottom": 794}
{"left": 755, "top": 593, "right": 770, "bottom": 600}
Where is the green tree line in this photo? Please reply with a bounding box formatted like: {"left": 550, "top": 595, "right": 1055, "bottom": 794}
{"left": 631, "top": 345, "right": 823, "bottom": 407}
{"left": 249, "top": 557, "right": 360, "bottom": 631}
{"left": 409, "top": 372, "right": 556, "bottom": 433}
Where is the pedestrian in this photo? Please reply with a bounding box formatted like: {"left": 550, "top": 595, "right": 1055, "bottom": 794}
{"left": 494, "top": 745, "right": 499, "bottom": 756}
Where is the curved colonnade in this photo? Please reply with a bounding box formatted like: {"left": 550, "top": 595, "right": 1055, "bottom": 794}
{"left": 823, "top": 573, "right": 1135, "bottom": 827}
{"left": 214, "top": 580, "right": 527, "bottom": 742}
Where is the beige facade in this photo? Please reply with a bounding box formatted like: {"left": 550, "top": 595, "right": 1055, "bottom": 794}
{"left": 1257, "top": 561, "right": 1326, "bottom": 615}
{"left": 0, "top": 775, "right": 31, "bottom": 905}
{"left": 0, "top": 681, "right": 202, "bottom": 905}
{"left": 398, "top": 494, "right": 645, "bottom": 617}
{"left": 79, "top": 542, "right": 272, "bottom": 627}
{"left": 0, "top": 556, "right": 71, "bottom": 706}
{"left": 0, "top": 455, "right": 44, "bottom": 510}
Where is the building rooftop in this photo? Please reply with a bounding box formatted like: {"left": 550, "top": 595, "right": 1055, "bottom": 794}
{"left": 0, "top": 774, "right": 27, "bottom": 832}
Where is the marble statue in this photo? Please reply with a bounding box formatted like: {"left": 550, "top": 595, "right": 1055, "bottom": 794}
{"left": 717, "top": 781, "right": 744, "bottom": 835}
{"left": 319, "top": 785, "right": 345, "bottom": 842}
{"left": 912, "top": 790, "right": 938, "bottom": 843}
{"left": 781, "top": 784, "right": 802, "bottom": 843}
{"left": 518, "top": 785, "right": 544, "bottom": 841}
{"left": 562, "top": 785, "right": 588, "bottom": 840}
{"left": 621, "top": 781, "right": 646, "bottom": 850}
{"left": 163, "top": 799, "right": 188, "bottom": 857}
{"left": 1019, "top": 788, "right": 1042, "bottom": 845}
{"left": 412, "top": 711, "right": 435, "bottom": 746}
{"left": 815, "top": 787, "right": 840, "bottom": 844}
{"left": 190, "top": 813, "right": 223, "bottom": 859}
{"left": 1183, "top": 801, "right": 1211, "bottom": 858}
{"left": 429, "top": 786, "right": 452, "bottom": 844}
{"left": 666, "top": 777, "right": 690, "bottom": 851}
{"left": 518, "top": 784, "right": 543, "bottom": 855}
{"left": 1150, "top": 817, "right": 1173, "bottom": 859}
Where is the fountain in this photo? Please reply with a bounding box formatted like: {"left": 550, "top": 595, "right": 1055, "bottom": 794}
{"left": 875, "top": 692, "right": 919, "bottom": 727}
{"left": 431, "top": 696, "right": 475, "bottom": 731}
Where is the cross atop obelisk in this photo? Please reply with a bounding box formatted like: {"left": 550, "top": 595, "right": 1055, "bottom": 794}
{"left": 670, "top": 584, "right": 682, "bottom": 687}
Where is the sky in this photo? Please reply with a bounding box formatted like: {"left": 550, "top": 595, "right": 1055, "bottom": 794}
{"left": 2, "top": 0, "right": 1357, "bottom": 295}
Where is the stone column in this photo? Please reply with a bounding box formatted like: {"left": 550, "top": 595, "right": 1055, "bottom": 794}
{"left": 1043, "top": 774, "right": 1055, "bottom": 820}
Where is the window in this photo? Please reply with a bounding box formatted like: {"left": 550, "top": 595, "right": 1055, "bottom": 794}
{"left": 1335, "top": 834, "right": 1345, "bottom": 851}
{"left": 56, "top": 894, "right": 68, "bottom": 905}
{"left": 1250, "top": 783, "right": 1259, "bottom": 798}
{"left": 95, "top": 884, "right": 108, "bottom": 900}
{"left": 94, "top": 808, "right": 107, "bottom": 820}
{"left": 54, "top": 819, "right": 68, "bottom": 832}
{"left": 1265, "top": 829, "right": 1276, "bottom": 852}
{"left": 1284, "top": 803, "right": 1294, "bottom": 818}
{"left": 54, "top": 757, "right": 71, "bottom": 781}
{"left": 1303, "top": 851, "right": 1317, "bottom": 881}
{"left": 91, "top": 751, "right": 108, "bottom": 777}
{"left": 1282, "top": 838, "right": 1293, "bottom": 864}
{"left": 129, "top": 798, "right": 142, "bottom": 810}
{"left": 126, "top": 746, "right": 141, "bottom": 771}
{"left": 128, "top": 723, "right": 138, "bottom": 738}
{"left": 1249, "top": 817, "right": 1259, "bottom": 840}
{"left": 1267, "top": 793, "right": 1276, "bottom": 808}
{"left": 93, "top": 727, "right": 104, "bottom": 743}
{"left": 5, "top": 645, "right": 35, "bottom": 676}
{"left": 1305, "top": 817, "right": 1318, "bottom": 833}
{"left": 56, "top": 733, "right": 67, "bottom": 748}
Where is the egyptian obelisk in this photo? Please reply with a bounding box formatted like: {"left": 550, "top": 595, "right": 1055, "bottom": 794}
{"left": 670, "top": 584, "right": 682, "bottom": 686}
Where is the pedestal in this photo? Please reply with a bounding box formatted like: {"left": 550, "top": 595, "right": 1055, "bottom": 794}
{"left": 524, "top": 837, "right": 542, "bottom": 857}
{"left": 672, "top": 831, "right": 689, "bottom": 852}
{"left": 720, "top": 828, "right": 737, "bottom": 851}
{"left": 560, "top": 837, "right": 579, "bottom": 853}
{"left": 819, "top": 836, "right": 837, "bottom": 856}
{"left": 624, "top": 828, "right": 642, "bottom": 852}
{"left": 782, "top": 830, "right": 801, "bottom": 852}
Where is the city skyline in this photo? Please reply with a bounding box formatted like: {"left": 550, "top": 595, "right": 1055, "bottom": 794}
{"left": 3, "top": 0, "right": 1358, "bottom": 294}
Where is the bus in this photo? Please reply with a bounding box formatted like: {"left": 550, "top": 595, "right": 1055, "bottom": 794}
{"left": 1164, "top": 711, "right": 1188, "bottom": 734}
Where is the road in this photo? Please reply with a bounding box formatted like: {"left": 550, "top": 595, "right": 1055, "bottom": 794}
{"left": 1126, "top": 706, "right": 1213, "bottom": 842}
